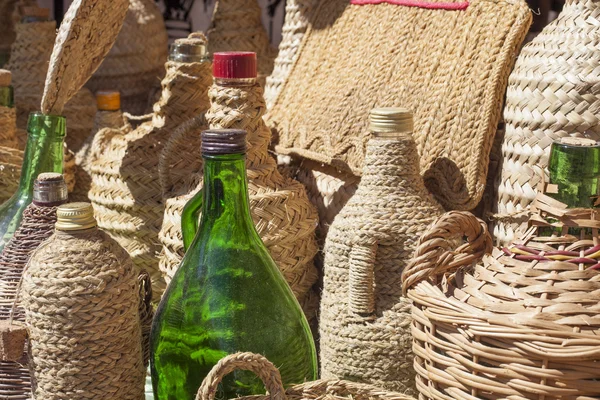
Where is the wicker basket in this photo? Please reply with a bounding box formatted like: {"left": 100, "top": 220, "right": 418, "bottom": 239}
{"left": 268, "top": 0, "right": 531, "bottom": 211}
{"left": 264, "top": 0, "right": 314, "bottom": 109}
{"left": 196, "top": 352, "right": 416, "bottom": 400}
{"left": 86, "top": 0, "right": 168, "bottom": 115}
{"left": 494, "top": 0, "right": 600, "bottom": 246}
{"left": 403, "top": 193, "right": 600, "bottom": 399}
{"left": 207, "top": 0, "right": 277, "bottom": 87}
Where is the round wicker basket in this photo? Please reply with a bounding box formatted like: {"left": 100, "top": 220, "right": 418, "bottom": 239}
{"left": 403, "top": 193, "right": 600, "bottom": 399}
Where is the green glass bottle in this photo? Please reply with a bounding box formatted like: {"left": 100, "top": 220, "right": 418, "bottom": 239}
{"left": 0, "top": 76, "right": 13, "bottom": 108}
{"left": 151, "top": 129, "right": 317, "bottom": 400}
{"left": 0, "top": 112, "right": 66, "bottom": 251}
{"left": 548, "top": 137, "right": 600, "bottom": 208}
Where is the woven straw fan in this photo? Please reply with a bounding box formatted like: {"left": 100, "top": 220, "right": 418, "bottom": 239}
{"left": 41, "top": 0, "right": 129, "bottom": 115}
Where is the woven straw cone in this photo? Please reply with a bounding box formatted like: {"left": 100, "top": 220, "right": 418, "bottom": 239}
{"left": 494, "top": 0, "right": 600, "bottom": 246}
{"left": 158, "top": 82, "right": 319, "bottom": 314}
{"left": 0, "top": 203, "right": 60, "bottom": 400}
{"left": 89, "top": 48, "right": 212, "bottom": 300}
{"left": 23, "top": 227, "right": 145, "bottom": 400}
{"left": 87, "top": 0, "right": 168, "bottom": 115}
{"left": 403, "top": 194, "right": 600, "bottom": 399}
{"left": 72, "top": 110, "right": 125, "bottom": 202}
{"left": 0, "top": 146, "right": 21, "bottom": 204}
{"left": 196, "top": 352, "right": 416, "bottom": 400}
{"left": 5, "top": 20, "right": 97, "bottom": 159}
{"left": 264, "top": 0, "right": 314, "bottom": 109}
{"left": 320, "top": 133, "right": 443, "bottom": 396}
{"left": 268, "top": 0, "right": 531, "bottom": 211}
{"left": 207, "top": 0, "right": 277, "bottom": 87}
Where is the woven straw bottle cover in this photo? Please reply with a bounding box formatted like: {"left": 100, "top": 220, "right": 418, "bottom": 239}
{"left": 207, "top": 0, "right": 277, "bottom": 87}
{"left": 21, "top": 203, "right": 145, "bottom": 400}
{"left": 71, "top": 90, "right": 125, "bottom": 202}
{"left": 0, "top": 173, "right": 67, "bottom": 399}
{"left": 89, "top": 34, "right": 212, "bottom": 300}
{"left": 264, "top": 0, "right": 314, "bottom": 109}
{"left": 494, "top": 0, "right": 600, "bottom": 245}
{"left": 158, "top": 52, "right": 320, "bottom": 317}
{"left": 319, "top": 108, "right": 443, "bottom": 396}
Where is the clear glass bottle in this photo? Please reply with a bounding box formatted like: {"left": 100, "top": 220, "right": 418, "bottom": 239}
{"left": 151, "top": 129, "right": 317, "bottom": 400}
{"left": 0, "top": 113, "right": 65, "bottom": 251}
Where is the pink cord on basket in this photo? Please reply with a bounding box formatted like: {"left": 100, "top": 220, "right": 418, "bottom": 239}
{"left": 351, "top": 0, "right": 469, "bottom": 10}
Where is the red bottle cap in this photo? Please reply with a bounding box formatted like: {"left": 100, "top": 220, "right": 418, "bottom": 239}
{"left": 213, "top": 52, "right": 257, "bottom": 79}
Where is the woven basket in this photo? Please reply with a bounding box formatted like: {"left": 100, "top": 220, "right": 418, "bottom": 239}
{"left": 264, "top": 0, "right": 314, "bottom": 109}
{"left": 207, "top": 0, "right": 277, "bottom": 87}
{"left": 5, "top": 18, "right": 96, "bottom": 157}
{"left": 320, "top": 130, "right": 443, "bottom": 396}
{"left": 403, "top": 193, "right": 600, "bottom": 399}
{"left": 0, "top": 146, "right": 22, "bottom": 204}
{"left": 89, "top": 36, "right": 212, "bottom": 300}
{"left": 86, "top": 0, "right": 168, "bottom": 115}
{"left": 196, "top": 352, "right": 416, "bottom": 400}
{"left": 158, "top": 81, "right": 319, "bottom": 316}
{"left": 268, "top": 0, "right": 531, "bottom": 211}
{"left": 494, "top": 0, "right": 600, "bottom": 246}
{"left": 0, "top": 0, "right": 35, "bottom": 60}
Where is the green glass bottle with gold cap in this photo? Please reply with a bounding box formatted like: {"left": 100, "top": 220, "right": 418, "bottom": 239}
{"left": 151, "top": 129, "right": 317, "bottom": 400}
{"left": 0, "top": 113, "right": 66, "bottom": 251}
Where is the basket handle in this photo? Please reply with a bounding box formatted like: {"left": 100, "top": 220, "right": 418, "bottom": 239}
{"left": 402, "top": 211, "right": 492, "bottom": 293}
{"left": 348, "top": 239, "right": 378, "bottom": 315}
{"left": 196, "top": 353, "right": 286, "bottom": 400}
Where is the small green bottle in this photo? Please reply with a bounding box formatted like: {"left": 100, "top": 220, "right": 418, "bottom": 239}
{"left": 548, "top": 137, "right": 600, "bottom": 208}
{"left": 150, "top": 129, "right": 317, "bottom": 400}
{"left": 0, "top": 112, "right": 66, "bottom": 251}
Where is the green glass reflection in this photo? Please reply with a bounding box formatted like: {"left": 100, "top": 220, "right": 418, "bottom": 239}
{"left": 0, "top": 86, "right": 14, "bottom": 108}
{"left": 150, "top": 152, "right": 317, "bottom": 400}
{"left": 0, "top": 112, "right": 65, "bottom": 250}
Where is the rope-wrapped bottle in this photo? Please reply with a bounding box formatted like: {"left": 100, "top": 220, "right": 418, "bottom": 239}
{"left": 319, "top": 108, "right": 443, "bottom": 396}
{"left": 159, "top": 52, "right": 319, "bottom": 316}
{"left": 72, "top": 90, "right": 125, "bottom": 202}
{"left": 89, "top": 34, "right": 212, "bottom": 299}
{"left": 0, "top": 173, "right": 67, "bottom": 400}
{"left": 22, "top": 202, "right": 145, "bottom": 400}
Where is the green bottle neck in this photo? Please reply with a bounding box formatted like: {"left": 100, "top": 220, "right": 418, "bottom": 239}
{"left": 199, "top": 153, "right": 255, "bottom": 236}
{"left": 17, "top": 113, "right": 66, "bottom": 202}
{"left": 0, "top": 86, "right": 14, "bottom": 108}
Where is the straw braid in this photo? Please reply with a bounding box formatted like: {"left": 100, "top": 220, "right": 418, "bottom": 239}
{"left": 494, "top": 0, "right": 600, "bottom": 246}
{"left": 22, "top": 228, "right": 145, "bottom": 400}
{"left": 0, "top": 203, "right": 59, "bottom": 400}
{"left": 86, "top": 0, "right": 168, "bottom": 115}
{"left": 264, "top": 0, "right": 314, "bottom": 108}
{"left": 158, "top": 83, "right": 319, "bottom": 316}
{"left": 207, "top": 0, "right": 277, "bottom": 86}
{"left": 89, "top": 53, "right": 212, "bottom": 300}
{"left": 320, "top": 133, "right": 443, "bottom": 396}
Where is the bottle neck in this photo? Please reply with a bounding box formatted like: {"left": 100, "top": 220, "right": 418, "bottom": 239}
{"left": 0, "top": 86, "right": 13, "bottom": 108}
{"left": 199, "top": 153, "right": 255, "bottom": 235}
{"left": 18, "top": 114, "right": 66, "bottom": 200}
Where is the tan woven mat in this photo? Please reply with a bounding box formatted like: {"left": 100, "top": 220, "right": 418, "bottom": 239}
{"left": 268, "top": 0, "right": 531, "bottom": 210}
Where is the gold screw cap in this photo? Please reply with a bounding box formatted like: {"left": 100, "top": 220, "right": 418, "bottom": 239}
{"left": 56, "top": 203, "right": 97, "bottom": 231}
{"left": 96, "top": 90, "right": 120, "bottom": 111}
{"left": 369, "top": 107, "right": 414, "bottom": 136}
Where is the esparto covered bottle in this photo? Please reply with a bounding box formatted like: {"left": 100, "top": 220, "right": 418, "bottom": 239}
{"left": 151, "top": 129, "right": 317, "bottom": 400}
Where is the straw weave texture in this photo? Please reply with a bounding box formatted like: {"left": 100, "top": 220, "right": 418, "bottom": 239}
{"left": 207, "top": 0, "right": 277, "bottom": 87}
{"left": 320, "top": 133, "right": 442, "bottom": 395}
{"left": 264, "top": 0, "right": 314, "bottom": 109}
{"left": 196, "top": 352, "right": 416, "bottom": 400}
{"left": 0, "top": 106, "right": 18, "bottom": 150}
{"left": 89, "top": 48, "right": 212, "bottom": 300}
{"left": 0, "top": 203, "right": 60, "bottom": 400}
{"left": 403, "top": 194, "right": 600, "bottom": 399}
{"left": 268, "top": 0, "right": 531, "bottom": 211}
{"left": 494, "top": 0, "right": 600, "bottom": 246}
{"left": 87, "top": 0, "right": 169, "bottom": 115}
{"left": 158, "top": 83, "right": 319, "bottom": 314}
{"left": 0, "top": 146, "right": 21, "bottom": 204}
{"left": 5, "top": 20, "right": 97, "bottom": 160}
{"left": 23, "top": 227, "right": 145, "bottom": 400}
